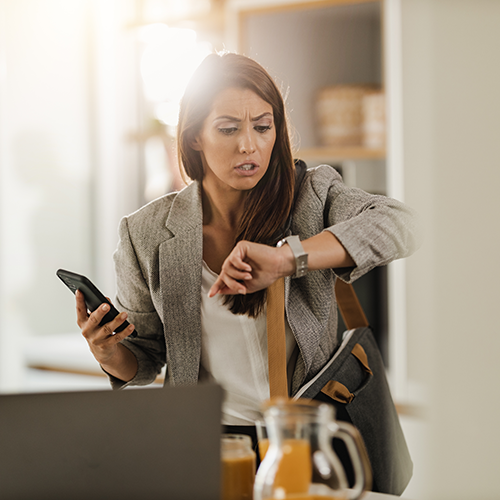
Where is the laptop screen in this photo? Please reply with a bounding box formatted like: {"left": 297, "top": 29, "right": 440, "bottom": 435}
{"left": 0, "top": 383, "right": 223, "bottom": 500}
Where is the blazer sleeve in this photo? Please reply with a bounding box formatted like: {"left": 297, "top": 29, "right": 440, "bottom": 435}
{"left": 109, "top": 216, "right": 166, "bottom": 389}
{"left": 303, "top": 165, "right": 422, "bottom": 283}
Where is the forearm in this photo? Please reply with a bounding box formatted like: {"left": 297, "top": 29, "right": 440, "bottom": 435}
{"left": 304, "top": 230, "right": 354, "bottom": 271}
{"left": 100, "top": 343, "right": 138, "bottom": 383}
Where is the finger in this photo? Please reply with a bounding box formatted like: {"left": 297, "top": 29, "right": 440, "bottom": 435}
{"left": 210, "top": 274, "right": 247, "bottom": 297}
{"left": 222, "top": 263, "right": 253, "bottom": 281}
{"left": 229, "top": 245, "right": 253, "bottom": 272}
{"left": 97, "top": 311, "right": 130, "bottom": 340}
{"left": 208, "top": 280, "right": 230, "bottom": 298}
{"left": 106, "top": 311, "right": 130, "bottom": 335}
{"left": 208, "top": 277, "right": 224, "bottom": 298}
{"left": 85, "top": 302, "right": 116, "bottom": 334}
{"left": 89, "top": 312, "right": 130, "bottom": 345}
{"left": 112, "top": 323, "right": 136, "bottom": 343}
{"left": 230, "top": 258, "right": 252, "bottom": 273}
{"left": 75, "top": 290, "right": 90, "bottom": 325}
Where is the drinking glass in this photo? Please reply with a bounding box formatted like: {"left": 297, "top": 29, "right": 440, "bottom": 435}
{"left": 221, "top": 434, "right": 256, "bottom": 500}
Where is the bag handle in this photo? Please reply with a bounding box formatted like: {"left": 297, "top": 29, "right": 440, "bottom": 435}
{"left": 321, "top": 343, "right": 373, "bottom": 403}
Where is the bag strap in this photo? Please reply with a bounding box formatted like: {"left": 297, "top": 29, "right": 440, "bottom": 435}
{"left": 266, "top": 278, "right": 369, "bottom": 398}
{"left": 266, "top": 277, "right": 288, "bottom": 398}
{"left": 334, "top": 279, "right": 369, "bottom": 330}
{"left": 265, "top": 160, "right": 307, "bottom": 398}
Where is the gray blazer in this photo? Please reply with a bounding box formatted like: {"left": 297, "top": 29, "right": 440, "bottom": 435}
{"left": 111, "top": 165, "right": 419, "bottom": 394}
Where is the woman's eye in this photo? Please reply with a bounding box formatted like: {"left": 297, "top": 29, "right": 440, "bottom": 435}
{"left": 255, "top": 125, "right": 272, "bottom": 133}
{"left": 218, "top": 127, "right": 238, "bottom": 135}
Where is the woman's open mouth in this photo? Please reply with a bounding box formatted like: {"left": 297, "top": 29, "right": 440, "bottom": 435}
{"left": 235, "top": 162, "right": 259, "bottom": 175}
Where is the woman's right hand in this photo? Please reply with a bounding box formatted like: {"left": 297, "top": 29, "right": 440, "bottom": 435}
{"left": 75, "top": 290, "right": 136, "bottom": 367}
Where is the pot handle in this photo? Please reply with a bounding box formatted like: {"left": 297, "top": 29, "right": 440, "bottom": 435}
{"left": 328, "top": 420, "right": 373, "bottom": 499}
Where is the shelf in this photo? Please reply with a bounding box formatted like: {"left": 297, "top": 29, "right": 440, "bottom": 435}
{"left": 297, "top": 146, "right": 385, "bottom": 161}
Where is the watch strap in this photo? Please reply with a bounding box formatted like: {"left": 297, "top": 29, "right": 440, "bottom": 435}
{"left": 277, "top": 235, "right": 308, "bottom": 278}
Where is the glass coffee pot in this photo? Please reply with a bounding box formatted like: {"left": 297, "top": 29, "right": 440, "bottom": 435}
{"left": 254, "top": 399, "right": 372, "bottom": 500}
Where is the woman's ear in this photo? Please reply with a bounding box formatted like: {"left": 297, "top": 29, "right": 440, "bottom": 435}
{"left": 190, "top": 135, "right": 203, "bottom": 151}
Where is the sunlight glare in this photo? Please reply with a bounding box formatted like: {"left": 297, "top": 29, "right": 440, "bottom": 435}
{"left": 155, "top": 101, "right": 180, "bottom": 127}
{"left": 139, "top": 23, "right": 212, "bottom": 125}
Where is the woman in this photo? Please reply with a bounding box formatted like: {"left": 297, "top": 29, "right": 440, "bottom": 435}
{"left": 76, "top": 52, "right": 419, "bottom": 450}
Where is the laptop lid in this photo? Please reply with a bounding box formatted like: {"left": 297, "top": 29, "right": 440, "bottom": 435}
{"left": 0, "top": 383, "right": 223, "bottom": 500}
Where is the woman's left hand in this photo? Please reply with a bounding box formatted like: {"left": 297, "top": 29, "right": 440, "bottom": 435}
{"left": 208, "top": 240, "right": 295, "bottom": 297}
{"left": 208, "top": 232, "right": 355, "bottom": 297}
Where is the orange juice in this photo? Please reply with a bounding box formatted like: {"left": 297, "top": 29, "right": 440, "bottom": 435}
{"left": 260, "top": 439, "right": 312, "bottom": 495}
{"left": 221, "top": 453, "right": 255, "bottom": 500}
{"left": 258, "top": 438, "right": 270, "bottom": 460}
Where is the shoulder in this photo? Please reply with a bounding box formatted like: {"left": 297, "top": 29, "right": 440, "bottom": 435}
{"left": 124, "top": 181, "right": 200, "bottom": 232}
{"left": 122, "top": 192, "right": 177, "bottom": 235}
{"left": 289, "top": 164, "right": 342, "bottom": 237}
{"left": 297, "top": 164, "right": 343, "bottom": 202}
{"left": 119, "top": 181, "right": 201, "bottom": 246}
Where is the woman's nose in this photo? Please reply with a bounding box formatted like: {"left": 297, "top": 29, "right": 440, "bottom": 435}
{"left": 239, "top": 128, "right": 256, "bottom": 154}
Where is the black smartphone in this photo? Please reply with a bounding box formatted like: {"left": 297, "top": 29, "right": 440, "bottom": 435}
{"left": 56, "top": 268, "right": 137, "bottom": 338}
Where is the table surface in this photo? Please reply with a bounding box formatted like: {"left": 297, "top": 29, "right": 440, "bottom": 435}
{"left": 364, "top": 492, "right": 413, "bottom": 500}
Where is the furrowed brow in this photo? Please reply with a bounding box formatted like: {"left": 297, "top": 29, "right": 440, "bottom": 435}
{"left": 213, "top": 112, "right": 273, "bottom": 123}
{"left": 252, "top": 112, "right": 273, "bottom": 122}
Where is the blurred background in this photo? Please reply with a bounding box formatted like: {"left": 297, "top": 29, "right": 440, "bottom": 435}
{"left": 0, "top": 1, "right": 499, "bottom": 499}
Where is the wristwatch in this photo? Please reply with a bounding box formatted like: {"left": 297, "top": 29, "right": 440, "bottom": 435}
{"left": 276, "top": 235, "right": 308, "bottom": 278}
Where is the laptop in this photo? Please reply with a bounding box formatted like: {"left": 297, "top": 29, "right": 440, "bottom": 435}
{"left": 0, "top": 383, "right": 224, "bottom": 500}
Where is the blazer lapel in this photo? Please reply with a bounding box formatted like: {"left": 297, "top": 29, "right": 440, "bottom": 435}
{"left": 159, "top": 181, "right": 203, "bottom": 386}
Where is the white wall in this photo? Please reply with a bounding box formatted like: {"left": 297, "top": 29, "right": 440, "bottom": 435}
{"left": 402, "top": 1, "right": 500, "bottom": 498}
{"left": 0, "top": 0, "right": 142, "bottom": 392}
{"left": 0, "top": 0, "right": 95, "bottom": 391}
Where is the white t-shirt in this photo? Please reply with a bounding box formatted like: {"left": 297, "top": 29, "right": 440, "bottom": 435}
{"left": 200, "top": 261, "right": 296, "bottom": 425}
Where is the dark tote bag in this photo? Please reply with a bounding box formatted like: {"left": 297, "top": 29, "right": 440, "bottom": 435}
{"left": 296, "top": 279, "right": 413, "bottom": 495}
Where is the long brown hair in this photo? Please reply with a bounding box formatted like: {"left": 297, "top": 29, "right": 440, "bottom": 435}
{"left": 178, "top": 53, "right": 295, "bottom": 317}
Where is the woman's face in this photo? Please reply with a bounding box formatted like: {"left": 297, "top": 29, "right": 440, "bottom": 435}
{"left": 193, "top": 87, "right": 276, "bottom": 196}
